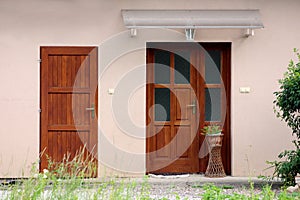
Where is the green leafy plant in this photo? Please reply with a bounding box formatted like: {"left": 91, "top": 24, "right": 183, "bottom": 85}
{"left": 267, "top": 147, "right": 300, "bottom": 186}
{"left": 274, "top": 48, "right": 300, "bottom": 139}
{"left": 201, "top": 125, "right": 222, "bottom": 135}
{"left": 271, "top": 48, "right": 300, "bottom": 186}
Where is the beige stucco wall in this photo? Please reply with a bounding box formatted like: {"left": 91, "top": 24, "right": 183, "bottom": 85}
{"left": 0, "top": 0, "right": 299, "bottom": 177}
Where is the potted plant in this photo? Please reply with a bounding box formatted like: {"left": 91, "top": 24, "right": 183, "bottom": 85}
{"left": 201, "top": 125, "right": 222, "bottom": 136}
{"left": 201, "top": 125, "right": 223, "bottom": 149}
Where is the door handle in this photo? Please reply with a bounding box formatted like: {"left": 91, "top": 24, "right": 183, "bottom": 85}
{"left": 86, "top": 104, "right": 95, "bottom": 118}
{"left": 187, "top": 100, "right": 196, "bottom": 114}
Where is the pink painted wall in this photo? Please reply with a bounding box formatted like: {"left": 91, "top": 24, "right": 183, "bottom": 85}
{"left": 0, "top": 0, "right": 299, "bottom": 177}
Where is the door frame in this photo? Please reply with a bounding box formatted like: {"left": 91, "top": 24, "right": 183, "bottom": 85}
{"left": 146, "top": 42, "right": 231, "bottom": 174}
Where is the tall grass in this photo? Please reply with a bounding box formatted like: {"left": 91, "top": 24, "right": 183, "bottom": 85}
{"left": 1, "top": 148, "right": 300, "bottom": 199}
{"left": 0, "top": 148, "right": 153, "bottom": 200}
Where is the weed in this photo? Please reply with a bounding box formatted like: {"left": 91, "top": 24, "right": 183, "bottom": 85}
{"left": 1, "top": 148, "right": 300, "bottom": 199}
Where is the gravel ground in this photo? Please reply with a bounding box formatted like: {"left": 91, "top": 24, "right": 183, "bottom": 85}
{"left": 0, "top": 182, "right": 281, "bottom": 200}
{"left": 146, "top": 182, "right": 281, "bottom": 199}
{"left": 0, "top": 175, "right": 284, "bottom": 199}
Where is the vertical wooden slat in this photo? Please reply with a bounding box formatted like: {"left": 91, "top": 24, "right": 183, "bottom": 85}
{"left": 57, "top": 131, "right": 62, "bottom": 161}
{"left": 57, "top": 56, "right": 62, "bottom": 87}
{"left": 84, "top": 94, "right": 89, "bottom": 125}
{"left": 80, "top": 56, "right": 86, "bottom": 88}
{"left": 57, "top": 94, "right": 62, "bottom": 125}
{"left": 75, "top": 133, "right": 81, "bottom": 155}
{"left": 48, "top": 94, "right": 53, "bottom": 125}
{"left": 62, "top": 94, "right": 67, "bottom": 124}
{"left": 61, "top": 131, "right": 67, "bottom": 160}
{"left": 71, "top": 56, "right": 75, "bottom": 87}
{"left": 66, "top": 94, "right": 72, "bottom": 125}
{"left": 76, "top": 94, "right": 81, "bottom": 125}
{"left": 66, "top": 56, "right": 71, "bottom": 87}
{"left": 48, "top": 56, "right": 53, "bottom": 87}
{"left": 61, "top": 56, "right": 67, "bottom": 87}
{"left": 66, "top": 132, "right": 71, "bottom": 157}
{"left": 73, "top": 94, "right": 77, "bottom": 125}
{"left": 52, "top": 131, "right": 58, "bottom": 162}
{"left": 85, "top": 56, "right": 90, "bottom": 88}
{"left": 52, "top": 56, "right": 58, "bottom": 87}
{"left": 71, "top": 132, "right": 76, "bottom": 158}
{"left": 48, "top": 131, "right": 53, "bottom": 166}
{"left": 75, "top": 56, "right": 81, "bottom": 88}
{"left": 51, "top": 95, "right": 56, "bottom": 125}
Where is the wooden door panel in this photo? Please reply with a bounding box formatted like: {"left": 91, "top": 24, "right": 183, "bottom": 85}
{"left": 155, "top": 126, "right": 171, "bottom": 158}
{"left": 48, "top": 93, "right": 90, "bottom": 125}
{"left": 175, "top": 126, "right": 190, "bottom": 158}
{"left": 47, "top": 131, "right": 89, "bottom": 162}
{"left": 40, "top": 47, "right": 98, "bottom": 176}
{"left": 48, "top": 55, "right": 90, "bottom": 88}
{"left": 175, "top": 88, "right": 191, "bottom": 121}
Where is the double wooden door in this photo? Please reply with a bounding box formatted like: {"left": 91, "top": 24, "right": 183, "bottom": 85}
{"left": 146, "top": 43, "right": 231, "bottom": 174}
{"left": 40, "top": 47, "right": 98, "bottom": 174}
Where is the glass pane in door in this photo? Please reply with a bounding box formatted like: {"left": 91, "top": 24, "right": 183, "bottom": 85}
{"left": 154, "top": 50, "right": 170, "bottom": 84}
{"left": 155, "top": 88, "right": 170, "bottom": 121}
{"left": 205, "top": 88, "right": 221, "bottom": 121}
{"left": 205, "top": 50, "right": 221, "bottom": 84}
{"left": 175, "top": 51, "right": 190, "bottom": 84}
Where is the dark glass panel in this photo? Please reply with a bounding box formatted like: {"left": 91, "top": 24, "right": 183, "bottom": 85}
{"left": 205, "top": 50, "right": 221, "bottom": 84}
{"left": 205, "top": 88, "right": 221, "bottom": 121}
{"left": 154, "top": 50, "right": 170, "bottom": 84}
{"left": 175, "top": 51, "right": 190, "bottom": 84}
{"left": 155, "top": 88, "right": 170, "bottom": 121}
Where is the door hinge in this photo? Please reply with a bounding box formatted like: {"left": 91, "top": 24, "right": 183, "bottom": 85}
{"left": 38, "top": 109, "right": 42, "bottom": 113}
{"left": 38, "top": 59, "right": 42, "bottom": 63}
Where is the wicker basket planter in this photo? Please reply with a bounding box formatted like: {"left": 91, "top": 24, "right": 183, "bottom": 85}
{"left": 205, "top": 134, "right": 226, "bottom": 178}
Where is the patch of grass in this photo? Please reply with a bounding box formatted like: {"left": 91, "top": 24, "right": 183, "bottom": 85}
{"left": 200, "top": 183, "right": 300, "bottom": 200}
{"left": 1, "top": 149, "right": 300, "bottom": 199}
{"left": 0, "top": 148, "right": 155, "bottom": 200}
{"left": 221, "top": 185, "right": 235, "bottom": 189}
{"left": 191, "top": 184, "right": 234, "bottom": 189}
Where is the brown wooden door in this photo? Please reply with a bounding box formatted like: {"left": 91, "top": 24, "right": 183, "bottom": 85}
{"left": 40, "top": 47, "right": 98, "bottom": 175}
{"left": 199, "top": 43, "right": 231, "bottom": 175}
{"left": 146, "top": 42, "right": 231, "bottom": 174}
{"left": 146, "top": 43, "right": 200, "bottom": 173}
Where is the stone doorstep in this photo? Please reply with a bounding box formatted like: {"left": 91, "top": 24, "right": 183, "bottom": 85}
{"left": 0, "top": 175, "right": 284, "bottom": 189}
{"left": 146, "top": 175, "right": 283, "bottom": 189}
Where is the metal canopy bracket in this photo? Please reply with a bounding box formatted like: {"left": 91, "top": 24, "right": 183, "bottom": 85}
{"left": 185, "top": 28, "right": 196, "bottom": 40}
{"left": 121, "top": 9, "right": 264, "bottom": 38}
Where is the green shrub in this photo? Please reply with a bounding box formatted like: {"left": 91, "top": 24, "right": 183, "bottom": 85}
{"left": 271, "top": 48, "right": 300, "bottom": 186}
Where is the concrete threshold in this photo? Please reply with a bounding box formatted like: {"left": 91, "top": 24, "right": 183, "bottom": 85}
{"left": 108, "top": 174, "right": 283, "bottom": 189}
{"left": 0, "top": 174, "right": 284, "bottom": 189}
{"left": 149, "top": 174, "right": 282, "bottom": 187}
